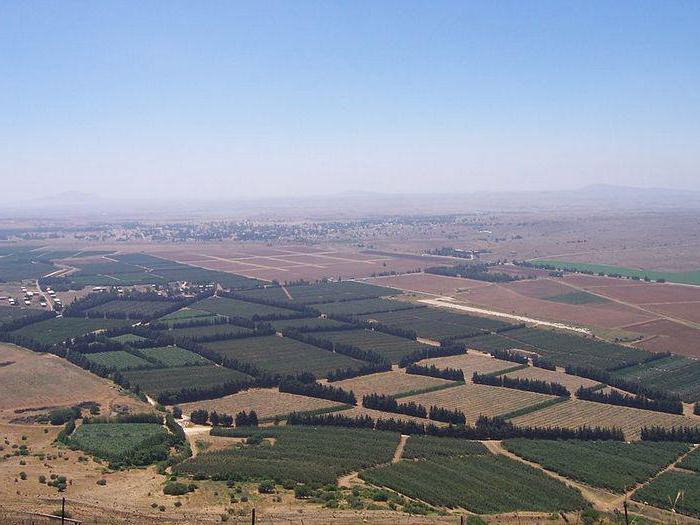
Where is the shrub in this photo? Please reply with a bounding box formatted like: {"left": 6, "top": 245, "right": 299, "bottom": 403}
{"left": 258, "top": 480, "right": 275, "bottom": 493}
{"left": 163, "top": 482, "right": 194, "bottom": 496}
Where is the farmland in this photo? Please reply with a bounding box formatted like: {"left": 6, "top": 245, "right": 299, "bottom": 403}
{"left": 10, "top": 317, "right": 132, "bottom": 345}
{"left": 511, "top": 399, "right": 700, "bottom": 440}
{"left": 503, "top": 439, "right": 691, "bottom": 492}
{"left": 612, "top": 355, "right": 700, "bottom": 402}
{"left": 400, "top": 382, "right": 557, "bottom": 423}
{"left": 175, "top": 425, "right": 400, "bottom": 485}
{"left": 420, "top": 351, "right": 521, "bottom": 378}
{"left": 531, "top": 259, "right": 700, "bottom": 286}
{"left": 237, "top": 280, "right": 400, "bottom": 304}
{"left": 267, "top": 316, "right": 350, "bottom": 332}
{"left": 179, "top": 387, "right": 347, "bottom": 420}
{"left": 632, "top": 470, "right": 700, "bottom": 517}
{"left": 202, "top": 335, "right": 367, "bottom": 378}
{"left": 122, "top": 365, "right": 253, "bottom": 399}
{"left": 360, "top": 453, "right": 587, "bottom": 513}
{"left": 332, "top": 369, "right": 454, "bottom": 399}
{"left": 356, "top": 308, "right": 510, "bottom": 341}
{"left": 109, "top": 333, "right": 149, "bottom": 344}
{"left": 84, "top": 350, "right": 155, "bottom": 371}
{"left": 193, "top": 296, "right": 299, "bottom": 319}
{"left": 158, "top": 307, "right": 219, "bottom": 323}
{"left": 505, "top": 366, "right": 601, "bottom": 393}
{"left": 161, "top": 323, "right": 254, "bottom": 340}
{"left": 83, "top": 300, "right": 177, "bottom": 319}
{"left": 312, "top": 297, "right": 421, "bottom": 316}
{"left": 310, "top": 328, "right": 434, "bottom": 363}
{"left": 401, "top": 435, "right": 488, "bottom": 459}
{"left": 138, "top": 346, "right": 212, "bottom": 367}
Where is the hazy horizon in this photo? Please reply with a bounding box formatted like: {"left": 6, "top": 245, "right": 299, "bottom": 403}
{"left": 2, "top": 2, "right": 699, "bottom": 201}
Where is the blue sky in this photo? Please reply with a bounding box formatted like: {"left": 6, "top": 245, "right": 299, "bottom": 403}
{"left": 1, "top": 1, "right": 699, "bottom": 200}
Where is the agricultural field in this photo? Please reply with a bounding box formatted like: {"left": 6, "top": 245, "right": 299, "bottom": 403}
{"left": 161, "top": 323, "right": 254, "bottom": 340}
{"left": 366, "top": 272, "right": 492, "bottom": 296}
{"left": 175, "top": 425, "right": 400, "bottom": 485}
{"left": 67, "top": 422, "right": 170, "bottom": 465}
{"left": 503, "top": 439, "right": 691, "bottom": 492}
{"left": 179, "top": 387, "right": 347, "bottom": 420}
{"left": 311, "top": 328, "right": 434, "bottom": 363}
{"left": 543, "top": 291, "right": 610, "bottom": 305}
{"left": 678, "top": 446, "right": 700, "bottom": 472}
{"left": 400, "top": 382, "right": 558, "bottom": 423}
{"left": 356, "top": 308, "right": 510, "bottom": 341}
{"left": 627, "top": 319, "right": 700, "bottom": 357}
{"left": 109, "top": 333, "right": 149, "bottom": 344}
{"left": 267, "top": 316, "right": 350, "bottom": 332}
{"left": 0, "top": 306, "right": 43, "bottom": 330}
{"left": 505, "top": 366, "right": 601, "bottom": 393}
{"left": 84, "top": 300, "right": 178, "bottom": 319}
{"left": 11, "top": 317, "right": 132, "bottom": 344}
{"left": 84, "top": 350, "right": 155, "bottom": 371}
{"left": 401, "top": 435, "right": 488, "bottom": 459}
{"left": 456, "top": 332, "right": 538, "bottom": 353}
{"left": 612, "top": 355, "right": 700, "bottom": 403}
{"left": 138, "top": 346, "right": 212, "bottom": 367}
{"left": 122, "top": 365, "right": 253, "bottom": 399}
{"left": 419, "top": 351, "right": 521, "bottom": 378}
{"left": 158, "top": 307, "right": 219, "bottom": 323}
{"left": 360, "top": 453, "right": 587, "bottom": 513}
{"left": 202, "top": 335, "right": 367, "bottom": 378}
{"left": 237, "top": 280, "right": 400, "bottom": 305}
{"left": 193, "top": 296, "right": 299, "bottom": 320}
{"left": 531, "top": 259, "right": 700, "bottom": 286}
{"left": 332, "top": 369, "right": 454, "bottom": 399}
{"left": 311, "top": 297, "right": 421, "bottom": 316}
{"left": 511, "top": 399, "right": 700, "bottom": 440}
{"left": 632, "top": 470, "right": 700, "bottom": 517}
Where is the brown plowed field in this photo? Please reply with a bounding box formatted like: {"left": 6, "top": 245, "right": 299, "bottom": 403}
{"left": 366, "top": 273, "right": 491, "bottom": 296}
{"left": 179, "top": 387, "right": 345, "bottom": 419}
{"left": 331, "top": 370, "right": 452, "bottom": 399}
{"left": 419, "top": 351, "right": 518, "bottom": 377}
{"left": 628, "top": 319, "right": 700, "bottom": 357}
{"left": 644, "top": 302, "right": 700, "bottom": 324}
{"left": 505, "top": 366, "right": 601, "bottom": 393}
{"left": 566, "top": 278, "right": 700, "bottom": 304}
{"left": 511, "top": 398, "right": 700, "bottom": 440}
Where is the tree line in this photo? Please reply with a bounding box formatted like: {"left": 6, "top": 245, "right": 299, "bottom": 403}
{"left": 473, "top": 372, "right": 570, "bottom": 397}
{"left": 405, "top": 363, "right": 464, "bottom": 382}
{"left": 575, "top": 387, "right": 683, "bottom": 414}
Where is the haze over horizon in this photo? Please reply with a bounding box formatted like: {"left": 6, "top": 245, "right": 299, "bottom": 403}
{"left": 2, "top": 1, "right": 699, "bottom": 201}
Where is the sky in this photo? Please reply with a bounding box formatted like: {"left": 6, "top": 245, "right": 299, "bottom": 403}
{"left": 1, "top": 1, "right": 699, "bottom": 202}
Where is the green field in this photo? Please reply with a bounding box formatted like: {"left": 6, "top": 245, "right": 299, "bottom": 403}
{"left": 67, "top": 422, "right": 170, "bottom": 466}
{"left": 202, "top": 335, "right": 367, "bottom": 378}
{"left": 109, "top": 333, "right": 149, "bottom": 344}
{"left": 267, "top": 316, "right": 350, "bottom": 332}
{"left": 612, "top": 356, "right": 700, "bottom": 403}
{"left": 84, "top": 350, "right": 155, "bottom": 371}
{"left": 356, "top": 308, "right": 510, "bottom": 340}
{"left": 310, "top": 328, "right": 433, "bottom": 363}
{"left": 85, "top": 299, "right": 177, "bottom": 319}
{"left": 531, "top": 259, "right": 700, "bottom": 286}
{"left": 311, "top": 298, "right": 421, "bottom": 316}
{"left": 503, "top": 439, "right": 690, "bottom": 492}
{"left": 402, "top": 435, "right": 488, "bottom": 459}
{"left": 678, "top": 447, "right": 700, "bottom": 472}
{"left": 632, "top": 470, "right": 700, "bottom": 517}
{"left": 11, "top": 317, "right": 132, "bottom": 344}
{"left": 238, "top": 281, "right": 400, "bottom": 305}
{"left": 360, "top": 454, "right": 587, "bottom": 513}
{"left": 139, "top": 345, "right": 212, "bottom": 367}
{"left": 122, "top": 365, "right": 252, "bottom": 398}
{"left": 163, "top": 323, "right": 254, "bottom": 340}
{"left": 176, "top": 425, "right": 400, "bottom": 485}
{"left": 193, "top": 296, "right": 299, "bottom": 320}
{"left": 0, "top": 306, "right": 46, "bottom": 330}
{"left": 544, "top": 291, "right": 609, "bottom": 305}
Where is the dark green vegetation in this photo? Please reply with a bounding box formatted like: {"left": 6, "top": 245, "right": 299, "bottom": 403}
{"left": 678, "top": 446, "right": 700, "bottom": 472}
{"left": 84, "top": 350, "right": 154, "bottom": 371}
{"left": 401, "top": 435, "right": 488, "bottom": 459}
{"left": 158, "top": 308, "right": 219, "bottom": 324}
{"left": 425, "top": 262, "right": 518, "bottom": 283}
{"left": 11, "top": 317, "right": 131, "bottom": 345}
{"left": 122, "top": 365, "right": 252, "bottom": 401}
{"left": 193, "top": 296, "right": 299, "bottom": 320}
{"left": 312, "top": 298, "right": 420, "bottom": 316}
{"left": 356, "top": 308, "right": 510, "bottom": 341}
{"left": 612, "top": 356, "right": 700, "bottom": 403}
{"left": 162, "top": 323, "right": 254, "bottom": 340}
{"left": 202, "top": 335, "right": 366, "bottom": 378}
{"left": 176, "top": 425, "right": 400, "bottom": 485}
{"left": 84, "top": 300, "right": 178, "bottom": 319}
{"left": 109, "top": 333, "right": 149, "bottom": 344}
{"left": 65, "top": 422, "right": 172, "bottom": 467}
{"left": 267, "top": 316, "right": 350, "bottom": 332}
{"left": 544, "top": 291, "right": 609, "bottom": 305}
{"left": 0, "top": 248, "right": 56, "bottom": 281}
{"left": 360, "top": 439, "right": 587, "bottom": 513}
{"left": 632, "top": 470, "right": 700, "bottom": 517}
{"left": 0, "top": 306, "right": 44, "bottom": 330}
{"left": 238, "top": 281, "right": 400, "bottom": 305}
{"left": 460, "top": 327, "right": 650, "bottom": 370}
{"left": 139, "top": 346, "right": 212, "bottom": 367}
{"left": 503, "top": 439, "right": 690, "bottom": 492}
{"left": 310, "top": 328, "right": 434, "bottom": 363}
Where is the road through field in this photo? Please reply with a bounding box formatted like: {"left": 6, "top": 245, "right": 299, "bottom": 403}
{"left": 418, "top": 298, "right": 591, "bottom": 334}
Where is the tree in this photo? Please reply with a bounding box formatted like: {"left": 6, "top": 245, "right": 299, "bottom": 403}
{"left": 190, "top": 409, "right": 208, "bottom": 425}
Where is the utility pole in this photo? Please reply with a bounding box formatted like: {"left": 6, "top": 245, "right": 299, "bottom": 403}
{"left": 251, "top": 507, "right": 256, "bottom": 525}
{"left": 623, "top": 500, "right": 629, "bottom": 525}
{"left": 61, "top": 497, "right": 66, "bottom": 525}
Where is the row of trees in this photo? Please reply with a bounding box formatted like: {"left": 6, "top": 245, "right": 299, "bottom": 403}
{"left": 641, "top": 425, "right": 700, "bottom": 441}
{"left": 285, "top": 329, "right": 386, "bottom": 364}
{"left": 326, "top": 362, "right": 392, "bottom": 382}
{"left": 491, "top": 349, "right": 529, "bottom": 365}
{"left": 405, "top": 363, "right": 464, "bottom": 382}
{"left": 287, "top": 412, "right": 625, "bottom": 441}
{"left": 362, "top": 393, "right": 427, "bottom": 418}
{"left": 532, "top": 356, "right": 556, "bottom": 370}
{"left": 425, "top": 263, "right": 518, "bottom": 283}
{"left": 428, "top": 405, "right": 466, "bottom": 424}
{"left": 565, "top": 365, "right": 680, "bottom": 401}
{"left": 575, "top": 387, "right": 683, "bottom": 414}
{"left": 473, "top": 372, "right": 570, "bottom": 397}
{"left": 279, "top": 378, "right": 357, "bottom": 405}
{"left": 190, "top": 409, "right": 259, "bottom": 427}
{"left": 397, "top": 343, "right": 465, "bottom": 368}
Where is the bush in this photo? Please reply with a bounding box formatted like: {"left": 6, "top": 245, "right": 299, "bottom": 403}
{"left": 163, "top": 482, "right": 194, "bottom": 496}
{"left": 258, "top": 479, "right": 275, "bottom": 493}
{"left": 97, "top": 479, "right": 107, "bottom": 486}
{"left": 294, "top": 484, "right": 312, "bottom": 499}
